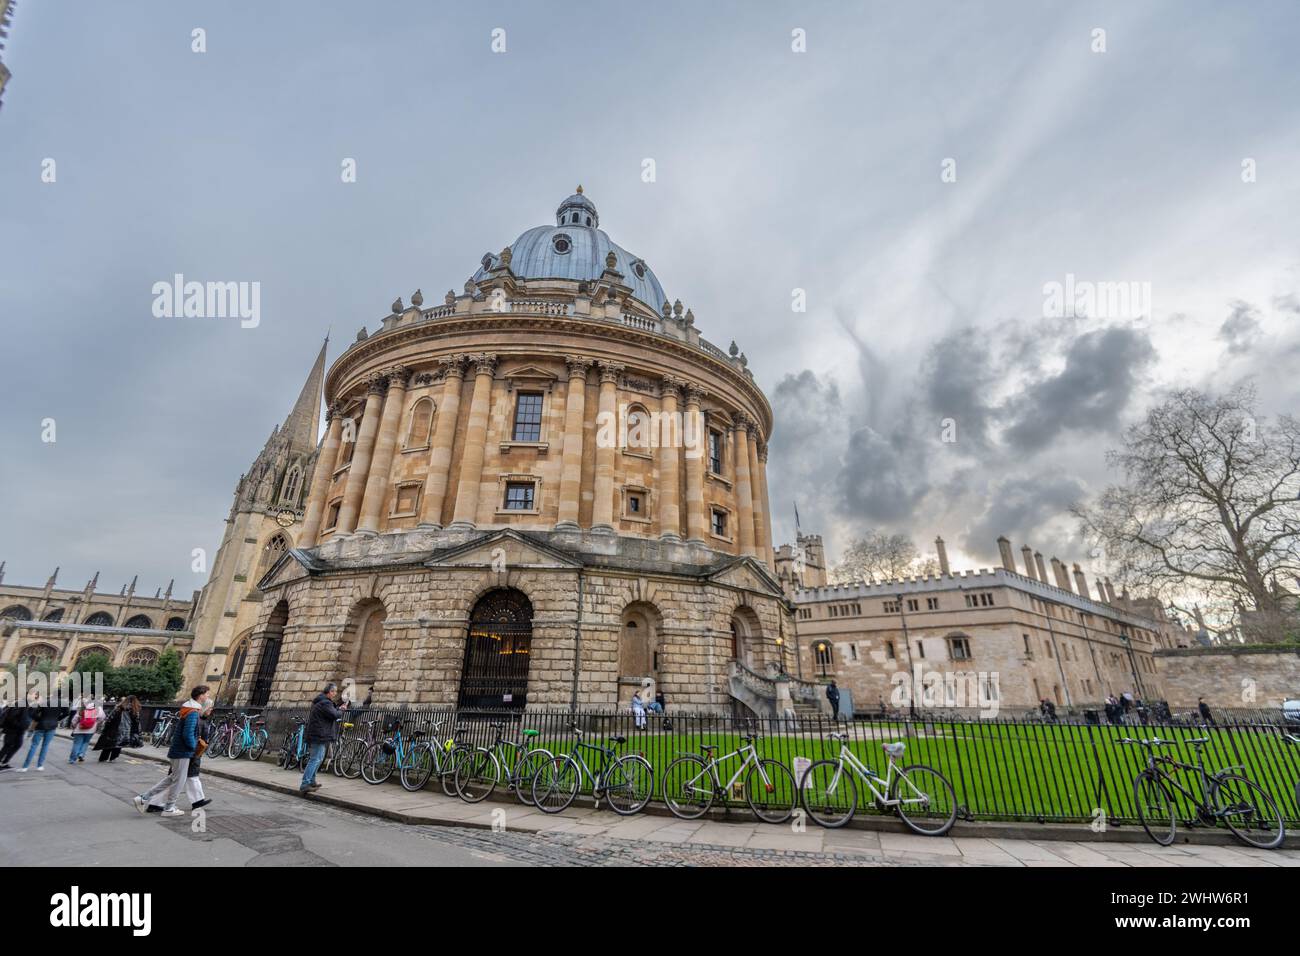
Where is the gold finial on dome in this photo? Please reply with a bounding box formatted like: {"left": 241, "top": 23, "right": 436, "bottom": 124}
{"left": 576, "top": 184, "right": 583, "bottom": 194}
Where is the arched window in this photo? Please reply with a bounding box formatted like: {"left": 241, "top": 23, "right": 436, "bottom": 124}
{"left": 124, "top": 614, "right": 153, "bottom": 629}
{"left": 1, "top": 605, "right": 32, "bottom": 621}
{"left": 124, "top": 648, "right": 158, "bottom": 667}
{"left": 624, "top": 404, "right": 652, "bottom": 452}
{"left": 228, "top": 636, "right": 250, "bottom": 680}
{"left": 405, "top": 398, "right": 435, "bottom": 448}
{"left": 17, "top": 643, "right": 58, "bottom": 669}
{"left": 343, "top": 601, "right": 387, "bottom": 700}
{"left": 281, "top": 466, "right": 302, "bottom": 504}
{"left": 619, "top": 602, "right": 661, "bottom": 685}
{"left": 259, "top": 533, "right": 289, "bottom": 573}
{"left": 83, "top": 612, "right": 114, "bottom": 627}
{"left": 250, "top": 600, "right": 289, "bottom": 708}
{"left": 74, "top": 645, "right": 114, "bottom": 667}
{"left": 42, "top": 608, "right": 65, "bottom": 622}
{"left": 165, "top": 617, "right": 186, "bottom": 631}
{"left": 459, "top": 589, "right": 533, "bottom": 710}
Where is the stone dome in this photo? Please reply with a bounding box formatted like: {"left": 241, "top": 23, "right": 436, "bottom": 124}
{"left": 472, "top": 187, "right": 667, "bottom": 311}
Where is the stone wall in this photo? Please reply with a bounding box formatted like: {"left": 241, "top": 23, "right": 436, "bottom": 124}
{"left": 1154, "top": 644, "right": 1300, "bottom": 710}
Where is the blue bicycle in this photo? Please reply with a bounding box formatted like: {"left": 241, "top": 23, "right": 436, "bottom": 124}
{"left": 226, "top": 712, "right": 269, "bottom": 760}
{"left": 277, "top": 717, "right": 308, "bottom": 769}
{"left": 360, "top": 719, "right": 434, "bottom": 792}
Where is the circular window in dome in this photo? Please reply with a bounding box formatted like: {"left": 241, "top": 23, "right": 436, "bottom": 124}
{"left": 552, "top": 233, "right": 573, "bottom": 255}
{"left": 632, "top": 260, "right": 647, "bottom": 280}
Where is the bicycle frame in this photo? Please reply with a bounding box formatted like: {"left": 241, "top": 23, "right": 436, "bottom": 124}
{"left": 684, "top": 742, "right": 767, "bottom": 796}
{"left": 824, "top": 742, "right": 930, "bottom": 808}
{"left": 1138, "top": 745, "right": 1245, "bottom": 816}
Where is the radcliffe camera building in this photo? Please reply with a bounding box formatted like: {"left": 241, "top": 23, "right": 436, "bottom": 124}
{"left": 183, "top": 189, "right": 805, "bottom": 715}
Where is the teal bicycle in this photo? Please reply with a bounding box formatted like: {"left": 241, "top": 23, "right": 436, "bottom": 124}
{"left": 225, "top": 712, "right": 269, "bottom": 760}
{"left": 454, "top": 721, "right": 554, "bottom": 805}
{"left": 360, "top": 719, "right": 435, "bottom": 792}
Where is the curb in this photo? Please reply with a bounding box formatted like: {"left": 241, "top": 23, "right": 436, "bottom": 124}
{"left": 90, "top": 733, "right": 1298, "bottom": 849}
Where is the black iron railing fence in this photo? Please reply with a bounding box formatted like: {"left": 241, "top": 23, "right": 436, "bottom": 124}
{"left": 136, "top": 704, "right": 1300, "bottom": 828}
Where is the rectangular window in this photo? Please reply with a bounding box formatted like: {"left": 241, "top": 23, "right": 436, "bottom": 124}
{"left": 849, "top": 644, "right": 859, "bottom": 661}
{"left": 710, "top": 509, "right": 727, "bottom": 537}
{"left": 325, "top": 500, "right": 341, "bottom": 529}
{"left": 926, "top": 597, "right": 939, "bottom": 610}
{"left": 885, "top": 641, "right": 896, "bottom": 660}
{"left": 628, "top": 493, "right": 642, "bottom": 514}
{"left": 708, "top": 430, "right": 724, "bottom": 474}
{"left": 512, "top": 392, "right": 544, "bottom": 442}
{"left": 504, "top": 481, "right": 535, "bottom": 510}
{"left": 883, "top": 600, "right": 899, "bottom": 614}
{"left": 949, "top": 637, "right": 971, "bottom": 661}
{"left": 916, "top": 642, "right": 925, "bottom": 659}
{"left": 906, "top": 598, "right": 919, "bottom": 613}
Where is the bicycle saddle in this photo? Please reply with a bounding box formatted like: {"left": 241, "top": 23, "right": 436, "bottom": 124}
{"left": 610, "top": 735, "right": 627, "bottom": 745}
{"left": 828, "top": 732, "right": 848, "bottom": 742}
{"left": 342, "top": 723, "right": 354, "bottom": 729}
{"left": 883, "top": 742, "right": 905, "bottom": 757}
{"left": 411, "top": 730, "right": 427, "bottom": 739}
{"left": 522, "top": 729, "right": 539, "bottom": 737}
{"left": 701, "top": 743, "right": 719, "bottom": 753}
{"left": 740, "top": 734, "right": 756, "bottom": 742}
{"left": 1186, "top": 736, "right": 1210, "bottom": 746}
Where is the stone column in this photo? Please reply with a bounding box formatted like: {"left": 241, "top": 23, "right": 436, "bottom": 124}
{"left": 555, "top": 356, "right": 590, "bottom": 529}
{"left": 732, "top": 414, "right": 756, "bottom": 555}
{"left": 336, "top": 376, "right": 387, "bottom": 535}
{"left": 356, "top": 366, "right": 409, "bottom": 535}
{"left": 299, "top": 405, "right": 344, "bottom": 546}
{"left": 657, "top": 377, "right": 683, "bottom": 540}
{"left": 746, "top": 425, "right": 767, "bottom": 559}
{"left": 449, "top": 353, "right": 498, "bottom": 529}
{"left": 756, "top": 442, "right": 774, "bottom": 565}
{"left": 417, "top": 355, "right": 466, "bottom": 528}
{"left": 683, "top": 387, "right": 707, "bottom": 543}
{"left": 591, "top": 361, "right": 623, "bottom": 531}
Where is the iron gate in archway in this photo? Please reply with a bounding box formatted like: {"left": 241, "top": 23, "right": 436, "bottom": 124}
{"left": 458, "top": 589, "right": 533, "bottom": 710}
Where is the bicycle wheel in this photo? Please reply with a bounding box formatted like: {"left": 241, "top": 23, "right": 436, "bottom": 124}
{"left": 745, "top": 758, "right": 797, "bottom": 824}
{"left": 455, "top": 748, "right": 500, "bottom": 803}
{"left": 662, "top": 755, "right": 714, "bottom": 820}
{"left": 512, "top": 750, "right": 552, "bottom": 806}
{"left": 401, "top": 742, "right": 436, "bottom": 792}
{"left": 1133, "top": 771, "right": 1176, "bottom": 846}
{"left": 891, "top": 764, "right": 957, "bottom": 836}
{"left": 208, "top": 727, "right": 229, "bottom": 760}
{"left": 229, "top": 731, "right": 247, "bottom": 761}
{"left": 440, "top": 746, "right": 471, "bottom": 797}
{"left": 1213, "top": 773, "right": 1285, "bottom": 850}
{"left": 249, "top": 730, "right": 269, "bottom": 762}
{"left": 604, "top": 754, "right": 654, "bottom": 815}
{"left": 361, "top": 741, "right": 395, "bottom": 785}
{"left": 333, "top": 739, "right": 353, "bottom": 777}
{"left": 531, "top": 755, "right": 580, "bottom": 814}
{"left": 340, "top": 739, "right": 366, "bottom": 779}
{"left": 800, "top": 759, "right": 856, "bottom": 829}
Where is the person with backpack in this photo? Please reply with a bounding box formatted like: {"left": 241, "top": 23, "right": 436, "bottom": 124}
{"left": 94, "top": 696, "right": 142, "bottom": 762}
{"left": 0, "top": 694, "right": 30, "bottom": 770}
{"left": 68, "top": 697, "right": 103, "bottom": 764}
{"left": 133, "top": 686, "right": 209, "bottom": 817}
{"left": 17, "top": 693, "right": 68, "bottom": 772}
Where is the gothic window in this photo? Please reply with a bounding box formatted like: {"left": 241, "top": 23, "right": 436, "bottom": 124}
{"left": 260, "top": 533, "right": 288, "bottom": 573}
{"left": 17, "top": 643, "right": 58, "bottom": 669}
{"left": 166, "top": 617, "right": 186, "bottom": 631}
{"left": 84, "top": 612, "right": 114, "bottom": 626}
{"left": 512, "top": 392, "right": 544, "bottom": 442}
{"left": 74, "top": 645, "right": 113, "bottom": 667}
{"left": 814, "top": 642, "right": 833, "bottom": 668}
{"left": 42, "top": 608, "right": 65, "bottom": 622}
{"left": 405, "top": 398, "right": 434, "bottom": 448}
{"left": 281, "top": 466, "right": 302, "bottom": 504}
{"left": 124, "top": 614, "right": 153, "bottom": 629}
{"left": 0, "top": 605, "right": 32, "bottom": 621}
{"left": 124, "top": 648, "right": 159, "bottom": 667}
{"left": 227, "top": 636, "right": 250, "bottom": 680}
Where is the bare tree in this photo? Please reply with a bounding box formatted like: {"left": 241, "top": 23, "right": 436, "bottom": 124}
{"left": 832, "top": 530, "right": 940, "bottom": 583}
{"left": 1076, "top": 384, "right": 1300, "bottom": 642}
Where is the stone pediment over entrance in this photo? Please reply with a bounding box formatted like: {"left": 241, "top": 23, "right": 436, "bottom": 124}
{"left": 425, "top": 529, "right": 582, "bottom": 572}
{"left": 256, "top": 548, "right": 315, "bottom": 591}
{"left": 707, "top": 555, "right": 784, "bottom": 597}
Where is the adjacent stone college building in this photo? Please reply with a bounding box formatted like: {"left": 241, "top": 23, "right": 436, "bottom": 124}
{"left": 182, "top": 189, "right": 815, "bottom": 715}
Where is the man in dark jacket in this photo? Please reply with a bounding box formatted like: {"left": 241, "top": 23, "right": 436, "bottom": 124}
{"left": 825, "top": 681, "right": 841, "bottom": 720}
{"left": 300, "top": 682, "right": 348, "bottom": 793}
{"left": 134, "top": 686, "right": 209, "bottom": 817}
{"left": 0, "top": 696, "right": 29, "bottom": 769}
{"left": 18, "top": 694, "right": 68, "bottom": 771}
{"left": 1198, "top": 697, "right": 1215, "bottom": 726}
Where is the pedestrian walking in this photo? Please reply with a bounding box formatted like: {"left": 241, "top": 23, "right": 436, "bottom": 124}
{"left": 299, "top": 682, "right": 348, "bottom": 794}
{"left": 825, "top": 680, "right": 841, "bottom": 720}
{"left": 94, "top": 696, "right": 142, "bottom": 762}
{"left": 68, "top": 697, "right": 103, "bottom": 764}
{"left": 133, "top": 686, "right": 210, "bottom": 817}
{"left": 18, "top": 694, "right": 68, "bottom": 771}
{"left": 0, "top": 694, "right": 30, "bottom": 770}
{"left": 146, "top": 701, "right": 215, "bottom": 812}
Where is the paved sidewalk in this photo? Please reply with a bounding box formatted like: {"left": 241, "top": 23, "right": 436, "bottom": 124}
{"left": 98, "top": 735, "right": 1300, "bottom": 867}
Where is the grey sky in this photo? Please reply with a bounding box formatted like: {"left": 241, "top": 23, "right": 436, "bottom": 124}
{"left": 1, "top": 1, "right": 1298, "bottom": 596}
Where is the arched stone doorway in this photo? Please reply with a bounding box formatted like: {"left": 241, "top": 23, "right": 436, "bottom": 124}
{"left": 619, "top": 602, "right": 662, "bottom": 706}
{"left": 341, "top": 600, "right": 386, "bottom": 704}
{"left": 250, "top": 600, "right": 288, "bottom": 708}
{"left": 730, "top": 606, "right": 762, "bottom": 671}
{"left": 458, "top": 588, "right": 533, "bottom": 710}
{"left": 218, "top": 630, "right": 253, "bottom": 705}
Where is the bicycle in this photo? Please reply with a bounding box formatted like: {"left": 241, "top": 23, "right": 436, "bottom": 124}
{"left": 226, "top": 712, "right": 269, "bottom": 760}
{"left": 150, "top": 711, "right": 176, "bottom": 748}
{"left": 1123, "top": 736, "right": 1285, "bottom": 849}
{"left": 359, "top": 719, "right": 435, "bottom": 792}
{"left": 454, "top": 722, "right": 554, "bottom": 805}
{"left": 529, "top": 725, "right": 654, "bottom": 815}
{"left": 207, "top": 711, "right": 239, "bottom": 758}
{"left": 661, "top": 732, "right": 797, "bottom": 823}
{"left": 335, "top": 719, "right": 381, "bottom": 779}
{"left": 277, "top": 717, "right": 308, "bottom": 769}
{"left": 799, "top": 734, "right": 958, "bottom": 835}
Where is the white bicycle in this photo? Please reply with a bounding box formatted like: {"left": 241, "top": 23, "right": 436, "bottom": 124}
{"left": 799, "top": 734, "right": 958, "bottom": 835}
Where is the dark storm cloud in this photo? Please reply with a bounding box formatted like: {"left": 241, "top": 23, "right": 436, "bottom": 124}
{"left": 1001, "top": 327, "right": 1155, "bottom": 453}
{"left": 918, "top": 328, "right": 997, "bottom": 450}
{"left": 1218, "top": 300, "right": 1262, "bottom": 355}
{"left": 960, "top": 473, "right": 1088, "bottom": 561}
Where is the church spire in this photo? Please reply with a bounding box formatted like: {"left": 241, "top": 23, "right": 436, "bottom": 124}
{"left": 281, "top": 337, "right": 328, "bottom": 451}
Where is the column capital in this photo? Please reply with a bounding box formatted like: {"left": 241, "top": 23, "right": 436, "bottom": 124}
{"left": 438, "top": 353, "right": 469, "bottom": 379}
{"left": 597, "top": 361, "right": 625, "bottom": 384}
{"left": 366, "top": 373, "right": 389, "bottom": 396}
{"left": 732, "top": 411, "right": 753, "bottom": 432}
{"left": 469, "top": 353, "right": 499, "bottom": 376}
{"left": 565, "top": 355, "right": 593, "bottom": 379}
{"left": 384, "top": 365, "right": 411, "bottom": 388}
{"left": 757, "top": 443, "right": 769, "bottom": 463}
{"left": 326, "top": 401, "right": 345, "bottom": 422}
{"left": 660, "top": 375, "right": 686, "bottom": 400}
{"left": 683, "top": 385, "right": 706, "bottom": 407}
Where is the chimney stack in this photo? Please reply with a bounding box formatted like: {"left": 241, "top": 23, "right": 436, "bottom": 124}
{"left": 935, "top": 536, "right": 950, "bottom": 576}
{"left": 1104, "top": 578, "right": 1117, "bottom": 603}
{"left": 1050, "top": 557, "right": 1072, "bottom": 591}
{"left": 1034, "top": 552, "right": 1049, "bottom": 583}
{"left": 1072, "top": 563, "right": 1091, "bottom": 599}
{"left": 996, "top": 536, "right": 1016, "bottom": 572}
{"left": 1021, "top": 545, "right": 1037, "bottom": 581}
